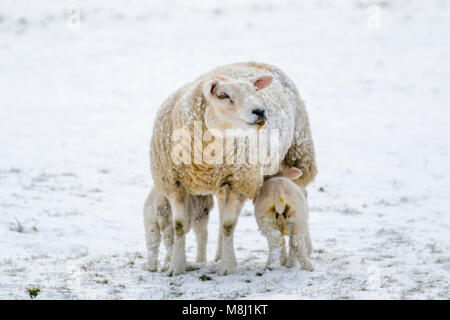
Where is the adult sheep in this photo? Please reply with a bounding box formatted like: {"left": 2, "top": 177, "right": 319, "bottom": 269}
{"left": 150, "top": 62, "right": 317, "bottom": 275}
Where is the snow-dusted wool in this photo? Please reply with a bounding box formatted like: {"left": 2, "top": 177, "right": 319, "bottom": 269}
{"left": 254, "top": 167, "right": 313, "bottom": 271}
{"left": 150, "top": 61, "right": 316, "bottom": 197}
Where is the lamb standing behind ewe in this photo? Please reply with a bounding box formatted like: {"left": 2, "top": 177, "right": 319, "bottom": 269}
{"left": 150, "top": 62, "right": 317, "bottom": 275}
{"left": 143, "top": 188, "right": 214, "bottom": 272}
{"left": 254, "top": 167, "right": 313, "bottom": 271}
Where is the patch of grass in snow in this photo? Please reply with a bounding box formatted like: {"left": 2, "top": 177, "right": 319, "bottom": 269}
{"left": 9, "top": 218, "right": 39, "bottom": 233}
{"left": 27, "top": 286, "right": 41, "bottom": 299}
{"left": 7, "top": 168, "right": 21, "bottom": 174}
{"left": 10, "top": 218, "right": 24, "bottom": 233}
{"left": 96, "top": 279, "right": 108, "bottom": 285}
{"left": 126, "top": 252, "right": 145, "bottom": 267}
{"left": 199, "top": 274, "right": 212, "bottom": 281}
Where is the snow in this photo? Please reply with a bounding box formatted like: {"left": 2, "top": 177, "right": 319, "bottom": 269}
{"left": 0, "top": 0, "right": 449, "bottom": 299}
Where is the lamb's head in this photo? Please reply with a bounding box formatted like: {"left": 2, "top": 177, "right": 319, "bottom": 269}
{"left": 202, "top": 75, "right": 273, "bottom": 131}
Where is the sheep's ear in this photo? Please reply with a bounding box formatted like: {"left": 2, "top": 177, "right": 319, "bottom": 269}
{"left": 202, "top": 76, "right": 227, "bottom": 99}
{"left": 253, "top": 75, "right": 273, "bottom": 91}
{"left": 202, "top": 79, "right": 219, "bottom": 99}
{"left": 283, "top": 167, "right": 303, "bottom": 180}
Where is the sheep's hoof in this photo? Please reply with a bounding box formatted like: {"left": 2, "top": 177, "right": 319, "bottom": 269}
{"left": 160, "top": 263, "right": 170, "bottom": 272}
{"left": 186, "top": 263, "right": 202, "bottom": 271}
{"left": 265, "top": 264, "right": 278, "bottom": 271}
{"left": 192, "top": 260, "right": 207, "bottom": 269}
{"left": 167, "top": 264, "right": 186, "bottom": 276}
{"left": 219, "top": 260, "right": 237, "bottom": 275}
{"left": 286, "top": 259, "right": 297, "bottom": 268}
{"left": 300, "top": 260, "right": 314, "bottom": 271}
{"left": 143, "top": 261, "right": 158, "bottom": 272}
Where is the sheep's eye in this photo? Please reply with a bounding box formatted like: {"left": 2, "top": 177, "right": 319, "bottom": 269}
{"left": 217, "top": 92, "right": 229, "bottom": 100}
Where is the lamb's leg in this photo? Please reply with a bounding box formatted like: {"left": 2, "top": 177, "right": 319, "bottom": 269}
{"left": 161, "top": 225, "right": 174, "bottom": 272}
{"left": 167, "top": 189, "right": 189, "bottom": 275}
{"left": 193, "top": 214, "right": 209, "bottom": 265}
{"left": 290, "top": 233, "right": 314, "bottom": 271}
{"left": 215, "top": 228, "right": 223, "bottom": 262}
{"left": 264, "top": 228, "right": 285, "bottom": 269}
{"left": 305, "top": 230, "right": 313, "bottom": 257}
{"left": 215, "top": 185, "right": 229, "bottom": 261}
{"left": 286, "top": 243, "right": 297, "bottom": 268}
{"left": 219, "top": 190, "right": 245, "bottom": 275}
{"left": 280, "top": 237, "right": 288, "bottom": 266}
{"left": 144, "top": 221, "right": 161, "bottom": 272}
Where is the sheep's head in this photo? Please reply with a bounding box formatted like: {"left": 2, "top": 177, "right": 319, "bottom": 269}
{"left": 202, "top": 75, "right": 272, "bottom": 131}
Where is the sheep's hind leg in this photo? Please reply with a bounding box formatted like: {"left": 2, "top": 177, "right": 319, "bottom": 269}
{"left": 264, "top": 228, "right": 285, "bottom": 269}
{"left": 219, "top": 191, "right": 245, "bottom": 275}
{"left": 286, "top": 244, "right": 297, "bottom": 268}
{"left": 280, "top": 237, "right": 288, "bottom": 266}
{"left": 144, "top": 221, "right": 161, "bottom": 272}
{"left": 306, "top": 230, "right": 313, "bottom": 257}
{"left": 161, "top": 225, "right": 174, "bottom": 272}
{"left": 290, "top": 234, "right": 314, "bottom": 271}
{"left": 167, "top": 189, "right": 189, "bottom": 275}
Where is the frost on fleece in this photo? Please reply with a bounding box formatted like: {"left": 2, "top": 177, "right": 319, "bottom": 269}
{"left": 150, "top": 62, "right": 317, "bottom": 198}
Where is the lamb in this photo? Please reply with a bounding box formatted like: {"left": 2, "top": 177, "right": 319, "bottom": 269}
{"left": 143, "top": 188, "right": 214, "bottom": 272}
{"left": 254, "top": 167, "right": 313, "bottom": 271}
{"left": 150, "top": 62, "right": 317, "bottom": 275}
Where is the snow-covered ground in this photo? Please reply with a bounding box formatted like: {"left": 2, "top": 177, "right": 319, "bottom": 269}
{"left": 0, "top": 0, "right": 449, "bottom": 299}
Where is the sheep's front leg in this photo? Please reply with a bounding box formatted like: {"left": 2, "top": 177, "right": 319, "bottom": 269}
{"left": 167, "top": 189, "right": 189, "bottom": 275}
{"left": 219, "top": 191, "right": 245, "bottom": 275}
{"left": 215, "top": 228, "right": 223, "bottom": 262}
{"left": 214, "top": 185, "right": 229, "bottom": 261}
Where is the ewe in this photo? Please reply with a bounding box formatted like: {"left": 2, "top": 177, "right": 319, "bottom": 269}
{"left": 150, "top": 62, "right": 317, "bottom": 275}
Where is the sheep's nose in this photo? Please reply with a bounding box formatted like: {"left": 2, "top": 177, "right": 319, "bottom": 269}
{"left": 252, "top": 108, "right": 266, "bottom": 119}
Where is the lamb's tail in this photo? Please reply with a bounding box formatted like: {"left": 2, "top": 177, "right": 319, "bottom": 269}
{"left": 274, "top": 196, "right": 287, "bottom": 215}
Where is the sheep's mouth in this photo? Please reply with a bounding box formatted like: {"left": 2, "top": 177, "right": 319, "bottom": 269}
{"left": 247, "top": 118, "right": 266, "bottom": 129}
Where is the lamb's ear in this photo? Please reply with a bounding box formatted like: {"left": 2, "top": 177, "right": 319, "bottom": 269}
{"left": 253, "top": 75, "right": 273, "bottom": 91}
{"left": 283, "top": 167, "right": 303, "bottom": 180}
